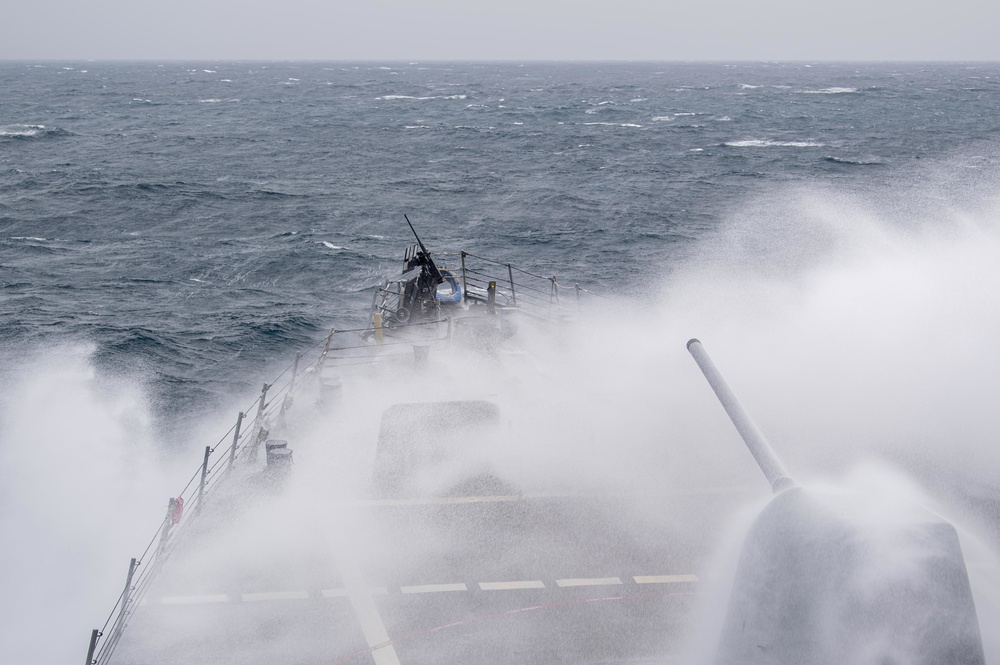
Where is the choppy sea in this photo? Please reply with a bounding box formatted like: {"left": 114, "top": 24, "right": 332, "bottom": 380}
{"left": 4, "top": 61, "right": 1000, "bottom": 665}
{"left": 3, "top": 61, "right": 1000, "bottom": 424}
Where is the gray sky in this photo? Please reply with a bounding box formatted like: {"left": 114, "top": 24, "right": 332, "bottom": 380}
{"left": 3, "top": 0, "right": 999, "bottom": 60}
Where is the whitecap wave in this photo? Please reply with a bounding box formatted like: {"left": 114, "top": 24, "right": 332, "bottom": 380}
{"left": 583, "top": 122, "right": 642, "bottom": 128}
{"left": 800, "top": 87, "right": 858, "bottom": 94}
{"left": 378, "top": 94, "right": 467, "bottom": 101}
{"left": 724, "top": 139, "right": 824, "bottom": 148}
{"left": 739, "top": 84, "right": 761, "bottom": 89}
{"left": 321, "top": 241, "right": 344, "bottom": 250}
{"left": 0, "top": 124, "right": 45, "bottom": 137}
{"left": 650, "top": 116, "right": 673, "bottom": 122}
{"left": 824, "top": 155, "right": 885, "bottom": 166}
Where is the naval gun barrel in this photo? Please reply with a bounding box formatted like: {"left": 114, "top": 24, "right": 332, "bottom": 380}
{"left": 687, "top": 338, "right": 795, "bottom": 494}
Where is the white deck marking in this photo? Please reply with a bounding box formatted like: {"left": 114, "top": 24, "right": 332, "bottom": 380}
{"left": 400, "top": 583, "right": 468, "bottom": 594}
{"left": 321, "top": 587, "right": 388, "bottom": 598}
{"left": 478, "top": 580, "right": 546, "bottom": 591}
{"left": 332, "top": 542, "right": 402, "bottom": 665}
{"left": 633, "top": 574, "right": 699, "bottom": 584}
{"left": 160, "top": 594, "right": 229, "bottom": 605}
{"left": 242, "top": 590, "right": 310, "bottom": 602}
{"left": 351, "top": 495, "right": 522, "bottom": 507}
{"left": 555, "top": 577, "right": 623, "bottom": 587}
{"left": 342, "top": 486, "right": 758, "bottom": 508}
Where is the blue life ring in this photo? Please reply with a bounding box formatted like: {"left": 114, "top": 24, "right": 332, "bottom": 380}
{"left": 435, "top": 269, "right": 463, "bottom": 304}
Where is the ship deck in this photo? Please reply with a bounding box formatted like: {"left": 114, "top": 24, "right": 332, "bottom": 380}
{"left": 114, "top": 477, "right": 753, "bottom": 664}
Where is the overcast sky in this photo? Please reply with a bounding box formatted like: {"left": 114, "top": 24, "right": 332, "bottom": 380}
{"left": 3, "top": 0, "right": 999, "bottom": 61}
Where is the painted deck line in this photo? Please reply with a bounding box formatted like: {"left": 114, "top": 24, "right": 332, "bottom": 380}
{"left": 242, "top": 590, "right": 309, "bottom": 602}
{"left": 332, "top": 543, "right": 402, "bottom": 665}
{"left": 160, "top": 594, "right": 229, "bottom": 605}
{"left": 555, "top": 577, "right": 623, "bottom": 588}
{"left": 321, "top": 587, "right": 389, "bottom": 598}
{"left": 633, "top": 574, "right": 699, "bottom": 584}
{"left": 341, "top": 486, "right": 758, "bottom": 508}
{"left": 351, "top": 495, "right": 521, "bottom": 507}
{"left": 401, "top": 583, "right": 468, "bottom": 594}
{"left": 478, "top": 580, "right": 546, "bottom": 591}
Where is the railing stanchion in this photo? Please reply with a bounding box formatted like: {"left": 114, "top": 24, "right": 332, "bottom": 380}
{"left": 487, "top": 281, "right": 496, "bottom": 315}
{"left": 249, "top": 382, "right": 270, "bottom": 461}
{"left": 461, "top": 252, "right": 469, "bottom": 299}
{"left": 290, "top": 352, "right": 301, "bottom": 393}
{"left": 85, "top": 628, "right": 100, "bottom": 665}
{"left": 197, "top": 446, "right": 213, "bottom": 511}
{"left": 315, "top": 329, "right": 335, "bottom": 374}
{"left": 228, "top": 411, "right": 244, "bottom": 470}
{"left": 507, "top": 263, "right": 517, "bottom": 307}
{"left": 109, "top": 558, "right": 137, "bottom": 647}
{"left": 157, "top": 499, "right": 175, "bottom": 554}
{"left": 576, "top": 283, "right": 582, "bottom": 309}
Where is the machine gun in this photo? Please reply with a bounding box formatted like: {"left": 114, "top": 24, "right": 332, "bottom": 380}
{"left": 687, "top": 339, "right": 984, "bottom": 664}
{"left": 395, "top": 215, "right": 445, "bottom": 324}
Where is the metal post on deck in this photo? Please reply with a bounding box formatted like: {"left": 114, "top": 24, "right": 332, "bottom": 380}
{"left": 317, "top": 329, "right": 335, "bottom": 372}
{"left": 507, "top": 263, "right": 517, "bottom": 306}
{"left": 373, "top": 313, "right": 384, "bottom": 345}
{"left": 460, "top": 252, "right": 469, "bottom": 297}
{"left": 197, "top": 446, "right": 213, "bottom": 511}
{"left": 249, "top": 382, "right": 270, "bottom": 462}
{"left": 228, "top": 411, "right": 244, "bottom": 470}
{"left": 109, "top": 558, "right": 138, "bottom": 646}
{"left": 255, "top": 382, "right": 270, "bottom": 424}
{"left": 85, "top": 628, "right": 100, "bottom": 665}
{"left": 278, "top": 353, "right": 301, "bottom": 429}
{"left": 550, "top": 277, "right": 559, "bottom": 303}
{"left": 289, "top": 352, "right": 301, "bottom": 393}
{"left": 157, "top": 499, "right": 174, "bottom": 554}
{"left": 575, "top": 283, "right": 582, "bottom": 309}
{"left": 487, "top": 281, "right": 496, "bottom": 315}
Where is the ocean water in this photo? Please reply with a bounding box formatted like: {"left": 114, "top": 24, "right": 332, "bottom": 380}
{"left": 4, "top": 61, "right": 999, "bottom": 424}
{"left": 4, "top": 61, "right": 1000, "bottom": 665}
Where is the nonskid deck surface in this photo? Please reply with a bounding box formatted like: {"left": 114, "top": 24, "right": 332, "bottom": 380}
{"left": 113, "top": 487, "right": 746, "bottom": 665}
{"left": 106, "top": 308, "right": 757, "bottom": 665}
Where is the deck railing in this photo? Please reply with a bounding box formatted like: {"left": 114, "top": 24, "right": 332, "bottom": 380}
{"left": 85, "top": 252, "right": 595, "bottom": 664}
{"left": 371, "top": 250, "right": 600, "bottom": 329}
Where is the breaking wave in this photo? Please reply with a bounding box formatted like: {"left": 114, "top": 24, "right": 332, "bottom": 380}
{"left": 0, "top": 124, "right": 67, "bottom": 139}
{"left": 800, "top": 87, "right": 859, "bottom": 94}
{"left": 724, "top": 139, "right": 825, "bottom": 148}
